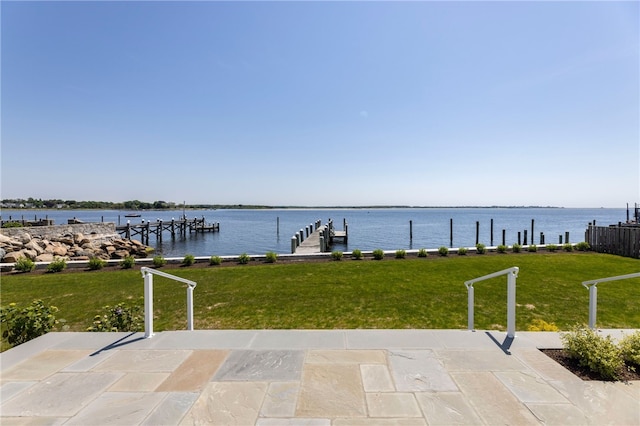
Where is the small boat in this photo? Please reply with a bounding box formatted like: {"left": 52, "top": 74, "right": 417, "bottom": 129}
{"left": 124, "top": 213, "right": 141, "bottom": 218}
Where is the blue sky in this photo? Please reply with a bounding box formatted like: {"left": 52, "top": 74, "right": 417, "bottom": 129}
{"left": 2, "top": 1, "right": 638, "bottom": 207}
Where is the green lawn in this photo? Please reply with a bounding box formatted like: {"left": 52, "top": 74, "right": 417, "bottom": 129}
{"left": 1, "top": 253, "right": 638, "bottom": 349}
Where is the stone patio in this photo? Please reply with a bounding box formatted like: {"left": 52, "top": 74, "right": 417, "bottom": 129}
{"left": 1, "top": 329, "right": 638, "bottom": 425}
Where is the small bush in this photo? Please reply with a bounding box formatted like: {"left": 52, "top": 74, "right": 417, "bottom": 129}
{"left": 546, "top": 244, "right": 558, "bottom": 252}
{"left": 417, "top": 248, "right": 428, "bottom": 257}
{"left": 351, "top": 249, "right": 363, "bottom": 260}
{"left": 120, "top": 256, "right": 135, "bottom": 269}
{"left": 238, "top": 253, "right": 250, "bottom": 264}
{"left": 395, "top": 249, "right": 406, "bottom": 259}
{"left": 527, "top": 244, "right": 537, "bottom": 252}
{"left": 512, "top": 244, "right": 522, "bottom": 253}
{"left": 561, "top": 326, "right": 623, "bottom": 380}
{"left": 183, "top": 254, "right": 195, "bottom": 266}
{"left": 331, "top": 251, "right": 343, "bottom": 261}
{"left": 265, "top": 251, "right": 278, "bottom": 263}
{"left": 619, "top": 331, "right": 640, "bottom": 367}
{"left": 438, "top": 246, "right": 449, "bottom": 256}
{"left": 210, "top": 255, "right": 222, "bottom": 266}
{"left": 14, "top": 256, "right": 35, "bottom": 273}
{"left": 88, "top": 257, "right": 106, "bottom": 270}
{"left": 563, "top": 243, "right": 574, "bottom": 252}
{"left": 527, "top": 319, "right": 559, "bottom": 331}
{"left": 457, "top": 247, "right": 468, "bottom": 255}
{"left": 372, "top": 249, "right": 384, "bottom": 260}
{"left": 1, "top": 300, "right": 59, "bottom": 346}
{"left": 496, "top": 245, "right": 507, "bottom": 254}
{"left": 475, "top": 243, "right": 486, "bottom": 254}
{"left": 87, "top": 301, "right": 142, "bottom": 332}
{"left": 576, "top": 241, "right": 590, "bottom": 251}
{"left": 47, "top": 258, "right": 67, "bottom": 273}
{"left": 1, "top": 222, "right": 23, "bottom": 228}
{"left": 153, "top": 255, "right": 166, "bottom": 267}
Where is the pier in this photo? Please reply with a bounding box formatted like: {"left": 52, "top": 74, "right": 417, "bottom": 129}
{"left": 292, "top": 219, "right": 348, "bottom": 254}
{"left": 116, "top": 217, "right": 219, "bottom": 245}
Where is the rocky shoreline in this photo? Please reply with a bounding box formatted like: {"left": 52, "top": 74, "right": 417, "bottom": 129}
{"left": 0, "top": 223, "right": 151, "bottom": 264}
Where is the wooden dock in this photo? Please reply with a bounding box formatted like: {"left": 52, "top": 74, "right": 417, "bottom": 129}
{"left": 116, "top": 217, "right": 219, "bottom": 245}
{"left": 292, "top": 219, "right": 348, "bottom": 254}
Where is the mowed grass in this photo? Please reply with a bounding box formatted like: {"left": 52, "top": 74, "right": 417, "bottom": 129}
{"left": 1, "top": 253, "right": 638, "bottom": 342}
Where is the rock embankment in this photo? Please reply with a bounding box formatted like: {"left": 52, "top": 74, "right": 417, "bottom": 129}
{"left": 0, "top": 223, "right": 151, "bottom": 263}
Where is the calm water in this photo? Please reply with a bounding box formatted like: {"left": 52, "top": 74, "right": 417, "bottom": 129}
{"left": 0, "top": 208, "right": 628, "bottom": 257}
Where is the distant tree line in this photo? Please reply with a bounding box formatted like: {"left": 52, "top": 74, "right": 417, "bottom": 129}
{"left": 1, "top": 198, "right": 178, "bottom": 210}
{"left": 0, "top": 198, "right": 278, "bottom": 210}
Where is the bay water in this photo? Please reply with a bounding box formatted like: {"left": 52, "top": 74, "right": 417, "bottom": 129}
{"left": 1, "top": 207, "right": 627, "bottom": 257}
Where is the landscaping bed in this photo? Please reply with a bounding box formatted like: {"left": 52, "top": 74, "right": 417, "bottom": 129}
{"left": 541, "top": 348, "right": 640, "bottom": 381}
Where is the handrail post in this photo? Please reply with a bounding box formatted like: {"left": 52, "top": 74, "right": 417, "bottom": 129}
{"left": 467, "top": 285, "right": 474, "bottom": 331}
{"left": 582, "top": 272, "right": 639, "bottom": 330}
{"left": 588, "top": 284, "right": 597, "bottom": 330}
{"left": 187, "top": 285, "right": 194, "bottom": 331}
{"left": 144, "top": 270, "right": 154, "bottom": 338}
{"left": 506, "top": 269, "right": 516, "bottom": 338}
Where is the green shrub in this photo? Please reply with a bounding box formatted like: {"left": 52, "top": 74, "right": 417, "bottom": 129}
{"left": 475, "top": 243, "right": 486, "bottom": 254}
{"left": 183, "top": 254, "right": 195, "bottom": 266}
{"left": 512, "top": 244, "right": 522, "bottom": 253}
{"left": 496, "top": 245, "right": 507, "bottom": 254}
{"left": 265, "top": 251, "right": 278, "bottom": 263}
{"left": 351, "top": 249, "right": 363, "bottom": 260}
{"left": 561, "top": 326, "right": 623, "bottom": 380}
{"left": 372, "top": 249, "right": 385, "bottom": 260}
{"left": 210, "top": 255, "right": 222, "bottom": 266}
{"left": 1, "top": 300, "right": 59, "bottom": 346}
{"left": 238, "top": 253, "right": 250, "bottom": 264}
{"left": 14, "top": 256, "right": 35, "bottom": 273}
{"left": 457, "top": 247, "right": 468, "bottom": 255}
{"left": 331, "top": 251, "right": 343, "bottom": 261}
{"left": 527, "top": 244, "right": 537, "bottom": 252}
{"left": 438, "top": 246, "right": 449, "bottom": 256}
{"left": 1, "top": 222, "right": 23, "bottom": 228}
{"left": 417, "top": 248, "right": 428, "bottom": 258}
{"left": 47, "top": 258, "right": 67, "bottom": 273}
{"left": 395, "top": 249, "right": 406, "bottom": 259}
{"left": 120, "top": 256, "right": 135, "bottom": 269}
{"left": 527, "top": 319, "right": 559, "bottom": 331}
{"left": 576, "top": 241, "right": 591, "bottom": 251}
{"left": 546, "top": 244, "right": 558, "bottom": 252}
{"left": 153, "top": 255, "right": 166, "bottom": 267}
{"left": 619, "top": 331, "right": 640, "bottom": 367}
{"left": 88, "top": 257, "right": 106, "bottom": 270}
{"left": 87, "top": 301, "right": 142, "bottom": 332}
{"left": 563, "top": 243, "right": 573, "bottom": 252}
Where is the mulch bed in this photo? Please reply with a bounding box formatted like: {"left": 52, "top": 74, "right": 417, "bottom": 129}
{"left": 540, "top": 349, "right": 640, "bottom": 382}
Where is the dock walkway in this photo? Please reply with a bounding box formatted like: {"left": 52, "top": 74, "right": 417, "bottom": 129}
{"left": 1, "top": 329, "right": 638, "bottom": 425}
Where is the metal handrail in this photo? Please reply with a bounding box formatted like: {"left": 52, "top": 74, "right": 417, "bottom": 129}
{"left": 140, "top": 267, "right": 197, "bottom": 338}
{"left": 582, "top": 272, "right": 640, "bottom": 329}
{"left": 464, "top": 267, "right": 519, "bottom": 338}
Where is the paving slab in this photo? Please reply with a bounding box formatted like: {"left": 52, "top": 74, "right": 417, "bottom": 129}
{"left": 65, "top": 391, "right": 166, "bottom": 425}
{"left": 1, "top": 350, "right": 90, "bottom": 381}
{"left": 0, "top": 372, "right": 122, "bottom": 417}
{"left": 140, "top": 392, "right": 199, "bottom": 426}
{"left": 414, "top": 391, "right": 484, "bottom": 425}
{"left": 366, "top": 392, "right": 422, "bottom": 418}
{"left": 296, "top": 363, "right": 367, "bottom": 417}
{"left": 92, "top": 349, "right": 191, "bottom": 372}
{"left": 180, "top": 381, "right": 267, "bottom": 425}
{"left": 213, "top": 350, "right": 304, "bottom": 381}
{"left": 361, "top": 364, "right": 395, "bottom": 392}
{"left": 156, "top": 349, "right": 228, "bottom": 392}
{"left": 388, "top": 350, "right": 458, "bottom": 392}
{"left": 260, "top": 382, "right": 300, "bottom": 417}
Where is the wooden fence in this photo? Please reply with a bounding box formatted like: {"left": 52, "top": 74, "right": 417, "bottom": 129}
{"left": 585, "top": 225, "right": 640, "bottom": 259}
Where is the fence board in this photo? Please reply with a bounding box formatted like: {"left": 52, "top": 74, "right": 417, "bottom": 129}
{"left": 586, "top": 225, "right": 640, "bottom": 259}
